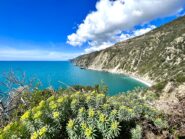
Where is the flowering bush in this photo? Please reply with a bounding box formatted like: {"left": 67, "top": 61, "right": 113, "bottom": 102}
{"left": 0, "top": 90, "right": 169, "bottom": 139}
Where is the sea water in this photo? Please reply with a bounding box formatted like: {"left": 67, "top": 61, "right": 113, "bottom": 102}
{"left": 0, "top": 61, "right": 147, "bottom": 96}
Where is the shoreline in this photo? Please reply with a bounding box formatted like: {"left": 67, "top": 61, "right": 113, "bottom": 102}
{"left": 86, "top": 67, "right": 154, "bottom": 87}
{"left": 127, "top": 75, "right": 153, "bottom": 87}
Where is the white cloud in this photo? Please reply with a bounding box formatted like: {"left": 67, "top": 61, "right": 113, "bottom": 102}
{"left": 67, "top": 0, "right": 185, "bottom": 52}
{"left": 116, "top": 25, "right": 156, "bottom": 42}
{"left": 84, "top": 25, "right": 156, "bottom": 53}
{"left": 0, "top": 47, "right": 80, "bottom": 61}
{"left": 85, "top": 41, "right": 113, "bottom": 53}
{"left": 133, "top": 25, "right": 156, "bottom": 36}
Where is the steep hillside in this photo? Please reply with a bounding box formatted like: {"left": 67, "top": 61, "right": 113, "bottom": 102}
{"left": 72, "top": 16, "right": 185, "bottom": 84}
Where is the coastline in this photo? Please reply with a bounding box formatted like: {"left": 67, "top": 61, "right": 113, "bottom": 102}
{"left": 127, "top": 75, "right": 153, "bottom": 87}
{"left": 86, "top": 67, "right": 154, "bottom": 87}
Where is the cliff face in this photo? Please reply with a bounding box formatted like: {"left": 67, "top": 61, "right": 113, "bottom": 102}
{"left": 72, "top": 16, "right": 185, "bottom": 83}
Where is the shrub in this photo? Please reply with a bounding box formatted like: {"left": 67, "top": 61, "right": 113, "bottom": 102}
{"left": 152, "top": 81, "right": 167, "bottom": 92}
{"left": 176, "top": 73, "right": 185, "bottom": 83}
{"left": 131, "top": 125, "right": 142, "bottom": 139}
{"left": 153, "top": 118, "right": 168, "bottom": 129}
{"left": 0, "top": 89, "right": 168, "bottom": 139}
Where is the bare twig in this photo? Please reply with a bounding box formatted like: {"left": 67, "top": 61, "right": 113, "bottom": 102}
{"left": 0, "top": 70, "right": 37, "bottom": 126}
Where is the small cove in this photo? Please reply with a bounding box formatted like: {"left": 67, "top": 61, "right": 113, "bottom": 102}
{"left": 0, "top": 61, "right": 148, "bottom": 96}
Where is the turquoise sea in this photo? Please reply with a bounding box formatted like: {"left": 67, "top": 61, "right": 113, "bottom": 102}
{"left": 0, "top": 61, "right": 147, "bottom": 95}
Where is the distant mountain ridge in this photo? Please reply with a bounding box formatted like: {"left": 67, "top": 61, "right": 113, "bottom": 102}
{"left": 72, "top": 16, "right": 185, "bottom": 85}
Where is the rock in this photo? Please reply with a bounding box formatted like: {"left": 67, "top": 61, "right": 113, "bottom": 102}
{"left": 163, "top": 82, "right": 175, "bottom": 93}
{"left": 145, "top": 131, "right": 169, "bottom": 139}
{"left": 145, "top": 131, "right": 156, "bottom": 139}
{"left": 176, "top": 83, "right": 185, "bottom": 98}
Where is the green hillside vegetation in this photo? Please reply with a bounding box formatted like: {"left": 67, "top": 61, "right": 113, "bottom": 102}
{"left": 0, "top": 88, "right": 175, "bottom": 139}
{"left": 72, "top": 16, "right": 185, "bottom": 83}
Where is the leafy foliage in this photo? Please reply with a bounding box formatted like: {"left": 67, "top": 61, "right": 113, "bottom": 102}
{"left": 153, "top": 118, "right": 168, "bottom": 130}
{"left": 152, "top": 81, "right": 167, "bottom": 92}
{"left": 175, "top": 73, "right": 185, "bottom": 83}
{"left": 0, "top": 89, "right": 169, "bottom": 139}
{"left": 131, "top": 125, "right": 142, "bottom": 139}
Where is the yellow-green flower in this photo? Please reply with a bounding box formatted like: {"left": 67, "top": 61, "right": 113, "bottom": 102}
{"left": 120, "top": 106, "right": 127, "bottom": 110}
{"left": 74, "top": 91, "right": 80, "bottom": 97}
{"left": 32, "top": 107, "right": 39, "bottom": 113}
{"left": 86, "top": 96, "right": 91, "bottom": 102}
{"left": 84, "top": 93, "right": 88, "bottom": 97}
{"left": 97, "top": 94, "right": 105, "bottom": 99}
{"left": 20, "top": 110, "right": 31, "bottom": 121}
{"left": 128, "top": 108, "right": 133, "bottom": 112}
{"left": 85, "top": 127, "right": 93, "bottom": 138}
{"left": 91, "top": 90, "right": 96, "bottom": 95}
{"left": 79, "top": 107, "right": 85, "bottom": 114}
{"left": 53, "top": 111, "right": 60, "bottom": 119}
{"left": 32, "top": 104, "right": 45, "bottom": 113}
{"left": 57, "top": 97, "right": 64, "bottom": 103}
{"left": 88, "top": 108, "right": 95, "bottom": 118}
{"left": 71, "top": 94, "right": 75, "bottom": 98}
{"left": 39, "top": 126, "right": 47, "bottom": 137}
{"left": 71, "top": 99, "right": 77, "bottom": 105}
{"left": 111, "top": 121, "right": 119, "bottom": 130}
{"left": 67, "top": 119, "right": 75, "bottom": 129}
{"left": 3, "top": 123, "right": 12, "bottom": 132}
{"left": 49, "top": 101, "right": 58, "bottom": 110}
{"left": 81, "top": 122, "right": 87, "bottom": 130}
{"left": 47, "top": 96, "right": 55, "bottom": 102}
{"left": 36, "top": 103, "right": 45, "bottom": 111}
{"left": 63, "top": 95, "right": 68, "bottom": 100}
{"left": 36, "top": 106, "right": 43, "bottom": 111}
{"left": 99, "top": 113, "right": 106, "bottom": 123}
{"left": 33, "top": 111, "right": 42, "bottom": 119}
{"left": 102, "top": 104, "right": 109, "bottom": 109}
{"left": 120, "top": 106, "right": 133, "bottom": 112}
{"left": 38, "top": 100, "right": 45, "bottom": 109}
{"left": 111, "top": 109, "right": 117, "bottom": 115}
{"left": 31, "top": 131, "right": 39, "bottom": 139}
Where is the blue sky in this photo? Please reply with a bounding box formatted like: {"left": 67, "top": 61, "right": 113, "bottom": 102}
{"left": 0, "top": 0, "right": 185, "bottom": 60}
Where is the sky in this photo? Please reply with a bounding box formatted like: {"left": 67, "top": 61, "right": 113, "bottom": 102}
{"left": 0, "top": 0, "right": 185, "bottom": 61}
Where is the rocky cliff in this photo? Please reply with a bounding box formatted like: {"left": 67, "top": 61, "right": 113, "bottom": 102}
{"left": 72, "top": 16, "right": 185, "bottom": 85}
